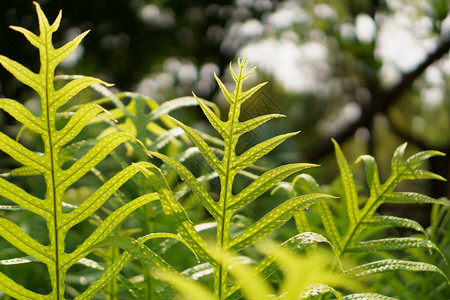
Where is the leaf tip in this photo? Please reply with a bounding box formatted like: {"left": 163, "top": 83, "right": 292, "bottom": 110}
{"left": 50, "top": 10, "right": 63, "bottom": 32}
{"left": 9, "top": 25, "right": 22, "bottom": 32}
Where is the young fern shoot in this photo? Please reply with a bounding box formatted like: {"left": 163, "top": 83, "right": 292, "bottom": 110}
{"left": 0, "top": 3, "right": 157, "bottom": 299}
{"left": 144, "top": 58, "right": 332, "bottom": 299}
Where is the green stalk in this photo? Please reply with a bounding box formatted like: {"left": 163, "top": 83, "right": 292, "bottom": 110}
{"left": 214, "top": 65, "right": 243, "bottom": 299}
{"left": 144, "top": 204, "right": 155, "bottom": 299}
{"left": 42, "top": 22, "right": 64, "bottom": 299}
{"left": 105, "top": 247, "right": 119, "bottom": 300}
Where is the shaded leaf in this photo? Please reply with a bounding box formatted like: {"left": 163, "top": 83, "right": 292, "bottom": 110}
{"left": 229, "top": 194, "right": 332, "bottom": 251}
{"left": 333, "top": 139, "right": 359, "bottom": 226}
{"left": 345, "top": 259, "right": 448, "bottom": 282}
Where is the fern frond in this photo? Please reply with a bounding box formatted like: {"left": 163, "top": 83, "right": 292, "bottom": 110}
{"left": 144, "top": 57, "right": 332, "bottom": 299}
{"left": 278, "top": 139, "right": 449, "bottom": 297}
{"left": 0, "top": 3, "right": 155, "bottom": 298}
{"left": 332, "top": 141, "right": 447, "bottom": 261}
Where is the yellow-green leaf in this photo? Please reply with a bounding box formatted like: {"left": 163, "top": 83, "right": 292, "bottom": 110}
{"left": 234, "top": 132, "right": 299, "bottom": 172}
{"left": 0, "top": 177, "right": 50, "bottom": 217}
{"left": 0, "top": 55, "right": 44, "bottom": 96}
{"left": 60, "top": 163, "right": 150, "bottom": 231}
{"left": 0, "top": 131, "right": 49, "bottom": 172}
{"left": 229, "top": 194, "right": 331, "bottom": 252}
{"left": 53, "top": 103, "right": 105, "bottom": 148}
{"left": 0, "top": 217, "right": 53, "bottom": 265}
{"left": 0, "top": 272, "right": 48, "bottom": 300}
{"left": 333, "top": 139, "right": 359, "bottom": 226}
{"left": 58, "top": 132, "right": 135, "bottom": 189}
{"left": 230, "top": 163, "right": 317, "bottom": 210}
{"left": 62, "top": 193, "right": 158, "bottom": 270}
{"left": 0, "top": 99, "right": 44, "bottom": 134}
{"left": 236, "top": 113, "right": 285, "bottom": 136}
{"left": 52, "top": 76, "right": 112, "bottom": 109}
{"left": 150, "top": 151, "right": 220, "bottom": 218}
{"left": 169, "top": 116, "right": 223, "bottom": 174}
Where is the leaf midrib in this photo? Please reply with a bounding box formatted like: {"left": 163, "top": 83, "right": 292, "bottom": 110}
{"left": 43, "top": 29, "right": 62, "bottom": 299}
{"left": 339, "top": 166, "right": 408, "bottom": 258}
{"left": 217, "top": 69, "right": 242, "bottom": 299}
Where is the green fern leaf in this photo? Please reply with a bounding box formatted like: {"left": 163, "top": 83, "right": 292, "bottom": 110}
{"left": 384, "top": 192, "right": 448, "bottom": 205}
{"left": 135, "top": 162, "right": 219, "bottom": 267}
{"left": 229, "top": 194, "right": 332, "bottom": 252}
{"left": 343, "top": 293, "right": 399, "bottom": 300}
{"left": 143, "top": 57, "right": 328, "bottom": 299}
{"left": 406, "top": 149, "right": 445, "bottom": 168}
{"left": 169, "top": 116, "right": 224, "bottom": 173}
{"left": 357, "top": 155, "right": 381, "bottom": 193}
{"left": 347, "top": 237, "right": 443, "bottom": 256}
{"left": 0, "top": 177, "right": 49, "bottom": 216}
{"left": 277, "top": 140, "right": 448, "bottom": 297}
{"left": 76, "top": 233, "right": 177, "bottom": 299}
{"left": 345, "top": 259, "right": 448, "bottom": 282}
{"left": 225, "top": 232, "right": 340, "bottom": 299}
{"left": 332, "top": 138, "right": 359, "bottom": 227}
{"left": 229, "top": 163, "right": 317, "bottom": 210}
{"left": 0, "top": 217, "right": 53, "bottom": 265}
{"left": 149, "top": 151, "right": 220, "bottom": 218}
{"left": 62, "top": 193, "right": 159, "bottom": 269}
{"left": 0, "top": 99, "right": 45, "bottom": 133}
{"left": 53, "top": 104, "right": 106, "bottom": 148}
{"left": 362, "top": 216, "right": 426, "bottom": 235}
{"left": 292, "top": 174, "right": 342, "bottom": 249}
{"left": 234, "top": 132, "right": 299, "bottom": 172}
{"left": 0, "top": 131, "right": 49, "bottom": 172}
{"left": 192, "top": 93, "right": 227, "bottom": 138}
{"left": 332, "top": 141, "right": 447, "bottom": 254}
{"left": 236, "top": 113, "right": 285, "bottom": 135}
{"left": 88, "top": 236, "right": 178, "bottom": 272}
{"left": 0, "top": 3, "right": 156, "bottom": 298}
{"left": 0, "top": 55, "right": 44, "bottom": 94}
{"left": 0, "top": 272, "right": 47, "bottom": 300}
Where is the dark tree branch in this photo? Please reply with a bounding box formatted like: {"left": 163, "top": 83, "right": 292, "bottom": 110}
{"left": 304, "top": 36, "right": 450, "bottom": 162}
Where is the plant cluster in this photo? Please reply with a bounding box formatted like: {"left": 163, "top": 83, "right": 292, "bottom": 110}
{"left": 0, "top": 3, "right": 448, "bottom": 300}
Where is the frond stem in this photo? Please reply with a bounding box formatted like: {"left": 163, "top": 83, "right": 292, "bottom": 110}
{"left": 338, "top": 170, "right": 406, "bottom": 258}
{"left": 216, "top": 66, "right": 243, "bottom": 299}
